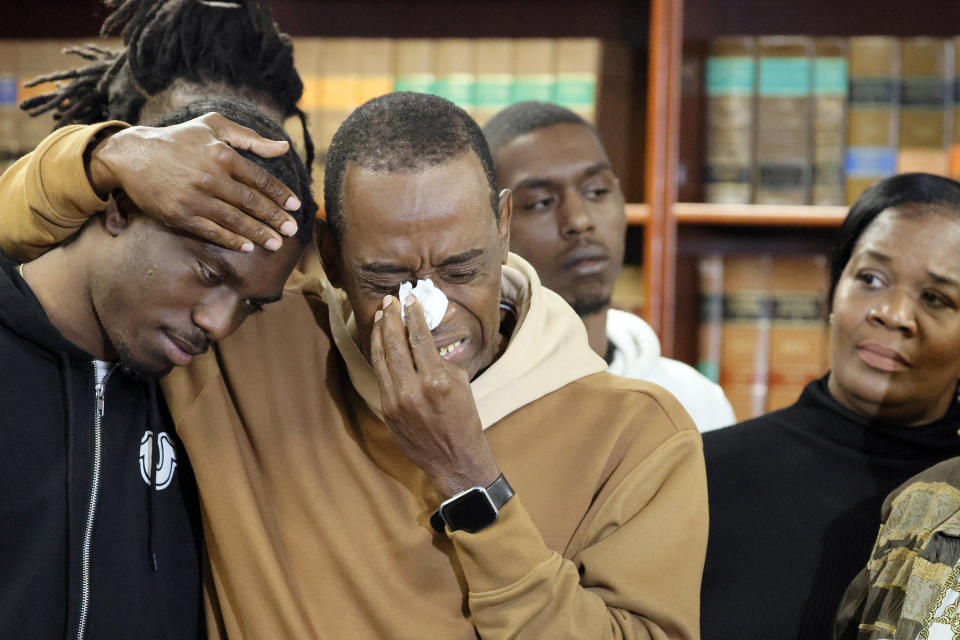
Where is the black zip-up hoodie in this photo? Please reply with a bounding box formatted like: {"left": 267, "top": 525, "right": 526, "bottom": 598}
{"left": 0, "top": 250, "right": 203, "bottom": 639}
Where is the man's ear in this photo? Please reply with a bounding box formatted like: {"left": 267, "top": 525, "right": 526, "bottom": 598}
{"left": 497, "top": 188, "right": 512, "bottom": 264}
{"left": 103, "top": 194, "right": 135, "bottom": 237}
{"left": 316, "top": 219, "right": 344, "bottom": 289}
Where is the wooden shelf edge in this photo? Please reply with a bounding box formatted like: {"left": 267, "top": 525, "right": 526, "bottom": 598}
{"left": 626, "top": 203, "right": 650, "bottom": 225}
{"left": 673, "top": 203, "right": 848, "bottom": 227}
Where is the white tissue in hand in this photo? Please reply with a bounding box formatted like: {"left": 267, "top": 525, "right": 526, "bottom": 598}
{"left": 398, "top": 278, "right": 448, "bottom": 330}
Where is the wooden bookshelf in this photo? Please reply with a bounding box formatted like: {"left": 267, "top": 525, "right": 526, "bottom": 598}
{"left": 626, "top": 203, "right": 650, "bottom": 225}
{"left": 651, "top": 0, "right": 960, "bottom": 361}
{"left": 629, "top": 202, "right": 848, "bottom": 227}
{"left": 673, "top": 203, "right": 847, "bottom": 227}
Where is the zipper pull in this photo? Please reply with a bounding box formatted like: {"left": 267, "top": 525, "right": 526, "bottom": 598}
{"left": 95, "top": 384, "right": 105, "bottom": 418}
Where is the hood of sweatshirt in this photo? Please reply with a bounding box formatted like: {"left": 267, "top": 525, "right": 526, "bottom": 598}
{"left": 605, "top": 308, "right": 662, "bottom": 378}
{"left": 0, "top": 249, "right": 91, "bottom": 360}
{"left": 323, "top": 252, "right": 607, "bottom": 429}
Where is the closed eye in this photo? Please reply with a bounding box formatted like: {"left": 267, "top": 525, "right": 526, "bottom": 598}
{"left": 244, "top": 299, "right": 266, "bottom": 314}
{"left": 443, "top": 269, "right": 481, "bottom": 283}
{"left": 523, "top": 196, "right": 556, "bottom": 212}
{"left": 584, "top": 187, "right": 610, "bottom": 200}
{"left": 363, "top": 280, "right": 404, "bottom": 296}
{"left": 198, "top": 262, "right": 222, "bottom": 286}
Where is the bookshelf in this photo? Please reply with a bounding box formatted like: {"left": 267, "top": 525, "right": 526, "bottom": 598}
{"left": 625, "top": 203, "right": 651, "bottom": 225}
{"left": 628, "top": 203, "right": 849, "bottom": 228}
{"left": 649, "top": 0, "right": 960, "bottom": 368}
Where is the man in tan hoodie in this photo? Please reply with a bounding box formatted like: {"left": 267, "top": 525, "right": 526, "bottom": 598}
{"left": 1, "top": 92, "right": 707, "bottom": 639}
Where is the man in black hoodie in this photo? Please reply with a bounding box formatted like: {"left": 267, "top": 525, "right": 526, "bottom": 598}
{"left": 0, "top": 98, "right": 316, "bottom": 639}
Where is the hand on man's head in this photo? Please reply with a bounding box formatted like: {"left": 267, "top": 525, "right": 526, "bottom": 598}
{"left": 87, "top": 112, "right": 304, "bottom": 253}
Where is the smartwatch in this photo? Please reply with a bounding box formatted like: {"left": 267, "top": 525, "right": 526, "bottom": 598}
{"left": 430, "top": 474, "right": 515, "bottom": 534}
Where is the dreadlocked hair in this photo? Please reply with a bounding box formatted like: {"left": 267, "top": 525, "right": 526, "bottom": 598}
{"left": 19, "top": 0, "right": 314, "bottom": 170}
{"left": 20, "top": 44, "right": 130, "bottom": 126}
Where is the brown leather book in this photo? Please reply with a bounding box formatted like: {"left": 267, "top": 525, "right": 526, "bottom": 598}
{"left": 553, "top": 38, "right": 601, "bottom": 124}
{"left": 511, "top": 39, "right": 556, "bottom": 103}
{"left": 754, "top": 36, "right": 814, "bottom": 204}
{"left": 719, "top": 254, "right": 773, "bottom": 421}
{"left": 845, "top": 37, "right": 901, "bottom": 204}
{"left": 703, "top": 36, "right": 756, "bottom": 204}
{"left": 473, "top": 39, "right": 514, "bottom": 128}
{"left": 356, "top": 39, "right": 395, "bottom": 108}
{"left": 767, "top": 255, "right": 830, "bottom": 412}
{"left": 812, "top": 38, "right": 848, "bottom": 205}
{"left": 696, "top": 254, "right": 724, "bottom": 384}
{"left": 291, "top": 37, "right": 325, "bottom": 181}
{"left": 897, "top": 37, "right": 951, "bottom": 176}
{"left": 433, "top": 39, "right": 476, "bottom": 117}
{"left": 394, "top": 38, "right": 436, "bottom": 96}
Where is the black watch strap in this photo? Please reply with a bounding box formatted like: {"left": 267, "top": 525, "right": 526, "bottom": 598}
{"left": 430, "top": 474, "right": 514, "bottom": 533}
{"left": 484, "top": 473, "right": 514, "bottom": 509}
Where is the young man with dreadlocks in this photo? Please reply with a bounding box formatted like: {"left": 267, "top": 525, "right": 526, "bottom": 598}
{"left": 14, "top": 0, "right": 314, "bottom": 253}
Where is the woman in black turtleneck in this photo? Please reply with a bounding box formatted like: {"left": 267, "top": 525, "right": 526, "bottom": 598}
{"left": 700, "top": 173, "right": 960, "bottom": 640}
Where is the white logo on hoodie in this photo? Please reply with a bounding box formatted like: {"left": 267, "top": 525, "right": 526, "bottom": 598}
{"left": 139, "top": 431, "right": 178, "bottom": 490}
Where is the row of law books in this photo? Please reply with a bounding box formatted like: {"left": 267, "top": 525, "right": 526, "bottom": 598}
{"left": 0, "top": 37, "right": 601, "bottom": 178}
{"left": 704, "top": 35, "right": 960, "bottom": 207}
{"left": 291, "top": 37, "right": 603, "bottom": 178}
{"left": 697, "top": 253, "right": 830, "bottom": 421}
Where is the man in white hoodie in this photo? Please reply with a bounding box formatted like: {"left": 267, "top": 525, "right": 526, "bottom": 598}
{"left": 484, "top": 101, "right": 735, "bottom": 431}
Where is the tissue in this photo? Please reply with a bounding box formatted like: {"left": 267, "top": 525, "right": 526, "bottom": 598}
{"left": 398, "top": 279, "right": 448, "bottom": 330}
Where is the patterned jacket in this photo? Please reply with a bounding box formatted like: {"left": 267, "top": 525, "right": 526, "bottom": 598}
{"left": 835, "top": 457, "right": 960, "bottom": 639}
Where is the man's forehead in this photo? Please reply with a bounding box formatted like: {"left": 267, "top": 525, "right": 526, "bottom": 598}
{"left": 342, "top": 158, "right": 494, "bottom": 231}
{"left": 344, "top": 153, "right": 488, "bottom": 193}
{"left": 346, "top": 220, "right": 494, "bottom": 265}
{"left": 498, "top": 124, "right": 611, "bottom": 184}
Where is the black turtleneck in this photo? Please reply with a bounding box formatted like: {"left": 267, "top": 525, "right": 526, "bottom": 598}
{"left": 700, "top": 375, "right": 960, "bottom": 640}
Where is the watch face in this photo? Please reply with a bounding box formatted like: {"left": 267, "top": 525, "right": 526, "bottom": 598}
{"left": 441, "top": 487, "right": 498, "bottom": 533}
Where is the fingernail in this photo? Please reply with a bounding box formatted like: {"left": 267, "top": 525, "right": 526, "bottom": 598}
{"left": 280, "top": 220, "right": 298, "bottom": 236}
{"left": 240, "top": 242, "right": 254, "bottom": 253}
{"left": 265, "top": 237, "right": 282, "bottom": 251}
{"left": 382, "top": 295, "right": 393, "bottom": 308}
{"left": 284, "top": 195, "right": 301, "bottom": 211}
{"left": 405, "top": 294, "right": 416, "bottom": 307}
{"left": 374, "top": 310, "right": 383, "bottom": 322}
